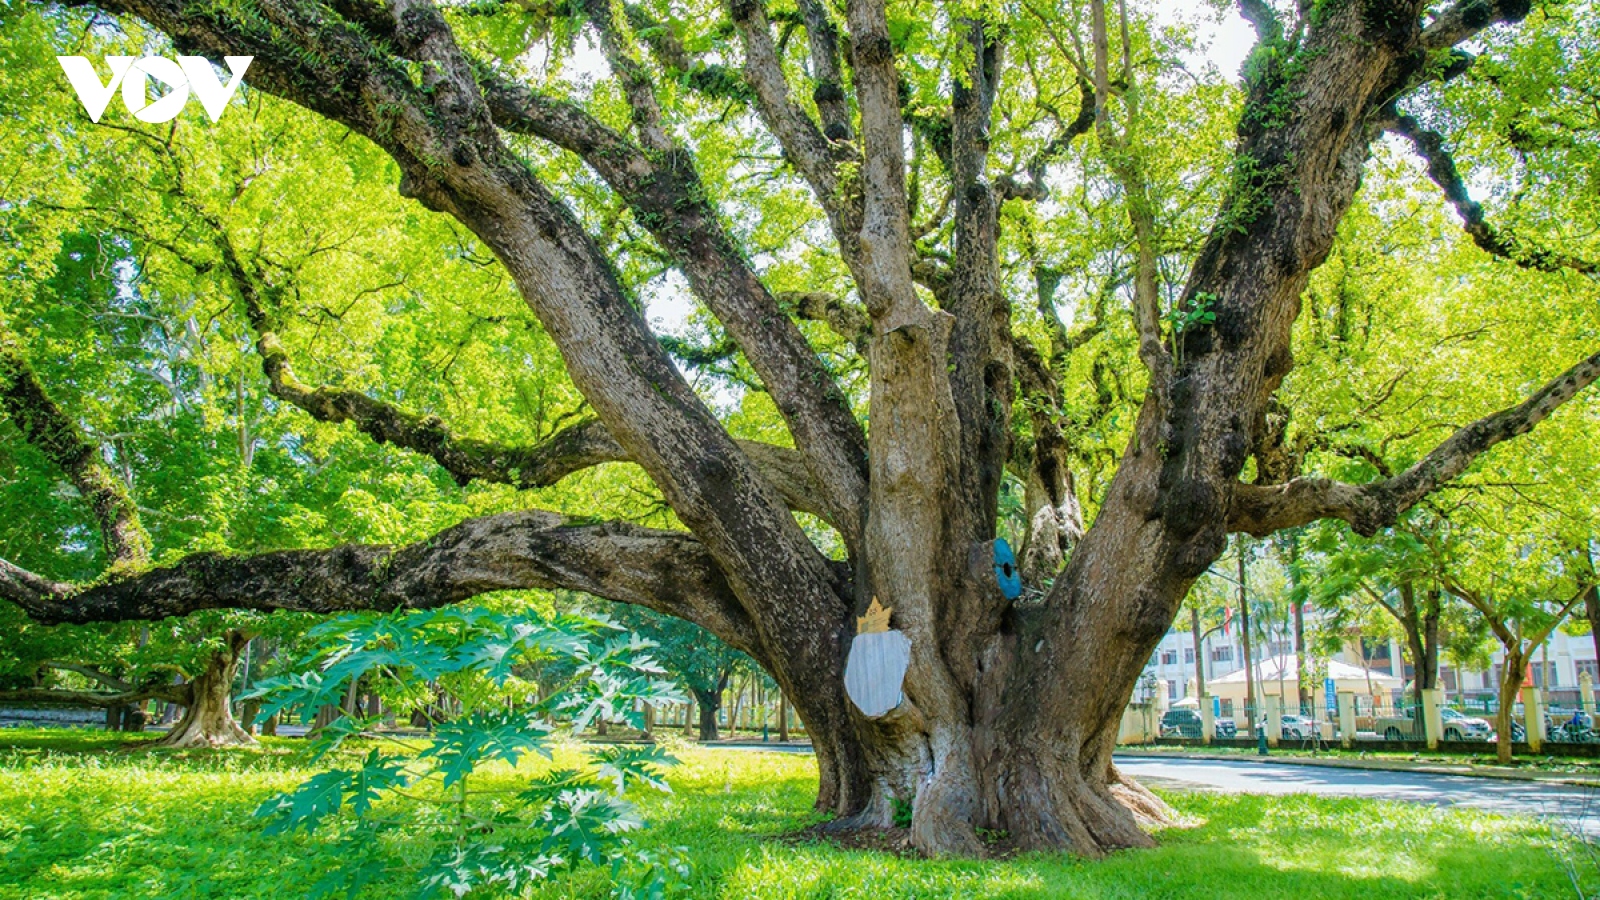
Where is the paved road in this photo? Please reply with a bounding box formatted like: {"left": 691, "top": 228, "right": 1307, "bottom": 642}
{"left": 1115, "top": 755, "right": 1600, "bottom": 837}
{"left": 707, "top": 745, "right": 1600, "bottom": 835}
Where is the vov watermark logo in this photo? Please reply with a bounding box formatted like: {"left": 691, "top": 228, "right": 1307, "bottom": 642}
{"left": 57, "top": 56, "right": 252, "bottom": 124}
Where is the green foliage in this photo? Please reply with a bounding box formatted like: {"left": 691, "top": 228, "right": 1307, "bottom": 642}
{"left": 603, "top": 604, "right": 753, "bottom": 703}
{"left": 246, "top": 607, "right": 684, "bottom": 898}
{"left": 1164, "top": 291, "right": 1218, "bottom": 367}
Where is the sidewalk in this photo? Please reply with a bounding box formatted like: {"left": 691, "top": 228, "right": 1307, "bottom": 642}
{"left": 1115, "top": 747, "right": 1600, "bottom": 788}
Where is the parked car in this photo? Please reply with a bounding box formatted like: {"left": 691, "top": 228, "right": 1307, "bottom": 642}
{"left": 1440, "top": 707, "right": 1493, "bottom": 742}
{"left": 1375, "top": 708, "right": 1424, "bottom": 740}
{"left": 1278, "top": 714, "right": 1317, "bottom": 739}
{"left": 1159, "top": 708, "right": 1237, "bottom": 739}
{"left": 1159, "top": 709, "right": 1204, "bottom": 739}
{"left": 1375, "top": 706, "right": 1493, "bottom": 741}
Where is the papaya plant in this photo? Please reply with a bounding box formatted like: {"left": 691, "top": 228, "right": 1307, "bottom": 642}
{"left": 248, "top": 606, "right": 687, "bottom": 899}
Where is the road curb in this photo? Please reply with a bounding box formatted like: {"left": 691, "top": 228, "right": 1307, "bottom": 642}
{"left": 1114, "top": 749, "right": 1600, "bottom": 788}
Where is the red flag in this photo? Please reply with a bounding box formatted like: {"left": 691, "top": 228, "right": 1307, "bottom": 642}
{"left": 1222, "top": 606, "right": 1233, "bottom": 637}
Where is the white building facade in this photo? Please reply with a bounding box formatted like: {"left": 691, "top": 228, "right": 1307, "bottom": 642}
{"left": 1142, "top": 614, "right": 1600, "bottom": 712}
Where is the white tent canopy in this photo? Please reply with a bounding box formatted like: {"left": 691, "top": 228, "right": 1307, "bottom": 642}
{"left": 1200, "top": 654, "right": 1400, "bottom": 706}
{"left": 1210, "top": 654, "right": 1399, "bottom": 686}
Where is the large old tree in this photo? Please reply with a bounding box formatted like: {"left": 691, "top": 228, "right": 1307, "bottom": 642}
{"left": 4, "top": 0, "right": 1599, "bottom": 856}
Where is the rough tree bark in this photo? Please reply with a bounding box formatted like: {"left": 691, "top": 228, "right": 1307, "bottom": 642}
{"left": 5, "top": 0, "right": 1592, "bottom": 860}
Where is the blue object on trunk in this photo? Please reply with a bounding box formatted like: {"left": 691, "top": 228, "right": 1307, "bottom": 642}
{"left": 994, "top": 538, "right": 1022, "bottom": 599}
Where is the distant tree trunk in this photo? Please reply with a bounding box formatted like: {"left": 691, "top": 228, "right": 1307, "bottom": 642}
{"left": 1422, "top": 592, "right": 1441, "bottom": 696}
{"left": 1190, "top": 605, "right": 1207, "bottom": 705}
{"left": 239, "top": 697, "right": 263, "bottom": 734}
{"left": 1495, "top": 649, "right": 1528, "bottom": 765}
{"left": 1289, "top": 538, "right": 1308, "bottom": 712}
{"left": 1586, "top": 582, "right": 1600, "bottom": 684}
{"left": 727, "top": 676, "right": 745, "bottom": 736}
{"left": 692, "top": 687, "right": 722, "bottom": 741}
{"left": 160, "top": 684, "right": 182, "bottom": 725}
{"left": 1238, "top": 544, "right": 1256, "bottom": 732}
{"left": 152, "top": 631, "right": 255, "bottom": 748}
{"left": 1398, "top": 583, "right": 1442, "bottom": 711}
{"left": 312, "top": 705, "right": 341, "bottom": 731}
{"left": 778, "top": 691, "right": 790, "bottom": 742}
{"left": 1292, "top": 600, "right": 1308, "bottom": 712}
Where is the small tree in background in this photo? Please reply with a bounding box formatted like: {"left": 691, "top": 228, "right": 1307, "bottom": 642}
{"left": 609, "top": 605, "right": 754, "bottom": 742}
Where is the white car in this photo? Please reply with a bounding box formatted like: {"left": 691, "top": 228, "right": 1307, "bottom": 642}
{"left": 1279, "top": 714, "right": 1317, "bottom": 739}
{"left": 1440, "top": 707, "right": 1493, "bottom": 742}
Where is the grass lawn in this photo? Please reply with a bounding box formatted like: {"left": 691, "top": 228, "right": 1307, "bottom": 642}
{"left": 0, "top": 728, "right": 1590, "bottom": 899}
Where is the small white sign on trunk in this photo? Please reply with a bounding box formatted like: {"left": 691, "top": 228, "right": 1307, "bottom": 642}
{"left": 844, "top": 598, "right": 911, "bottom": 718}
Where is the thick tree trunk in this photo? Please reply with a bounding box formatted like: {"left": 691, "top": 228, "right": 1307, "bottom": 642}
{"left": 822, "top": 571, "right": 1182, "bottom": 858}
{"left": 152, "top": 632, "right": 254, "bottom": 749}
{"left": 1019, "top": 424, "right": 1084, "bottom": 585}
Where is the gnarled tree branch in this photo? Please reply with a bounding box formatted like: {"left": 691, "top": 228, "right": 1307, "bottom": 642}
{"left": 478, "top": 43, "right": 869, "bottom": 547}
{"left": 1386, "top": 111, "right": 1597, "bottom": 274}
{"left": 796, "top": 0, "right": 852, "bottom": 141}
{"left": 1422, "top": 0, "right": 1533, "bottom": 51}
{"left": 43, "top": 661, "right": 136, "bottom": 693}
{"left": 1230, "top": 345, "right": 1600, "bottom": 536}
{"left": 0, "top": 324, "right": 151, "bottom": 566}
{"left": 0, "top": 685, "right": 182, "bottom": 708}
{"left": 5, "top": 509, "right": 764, "bottom": 657}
